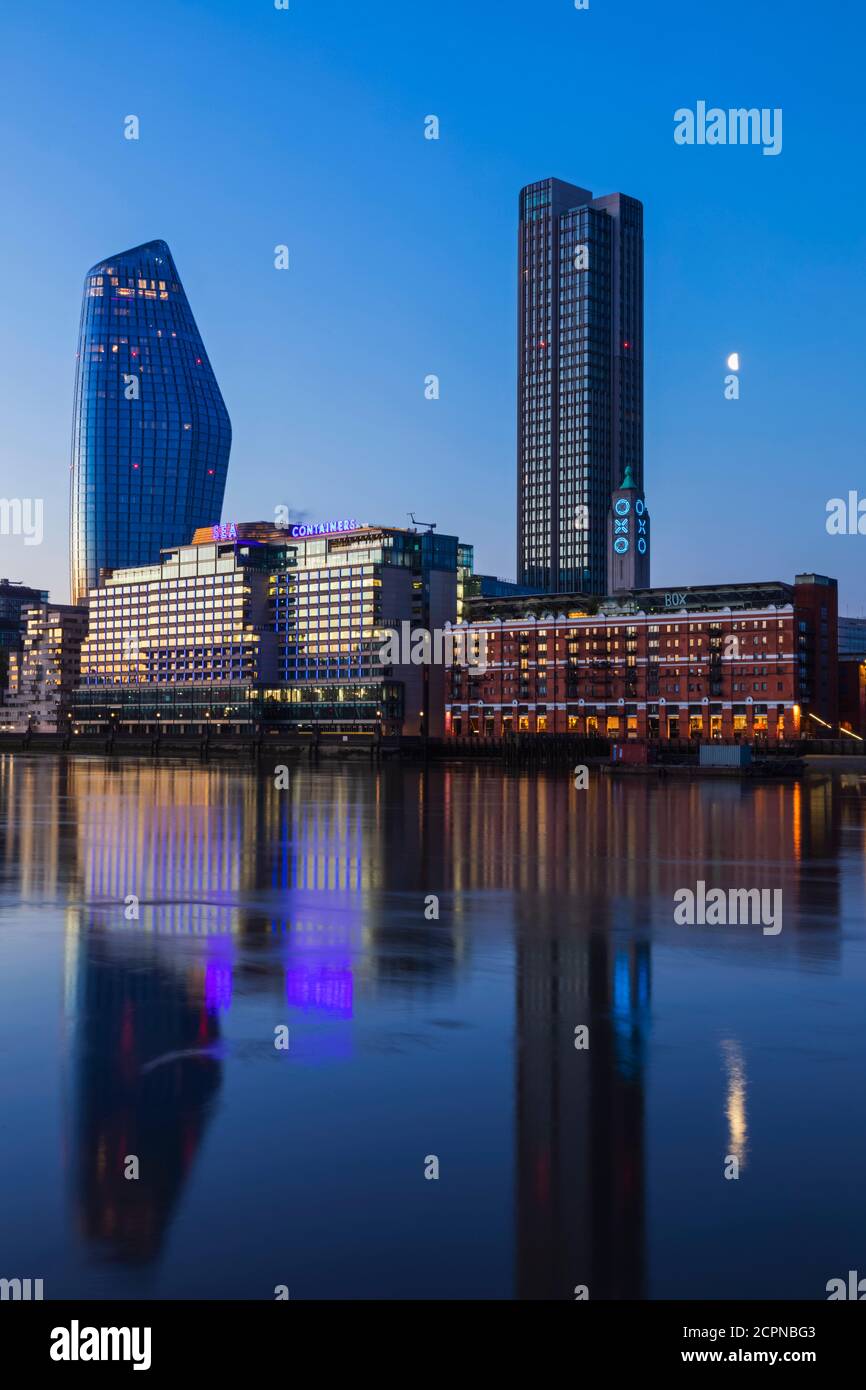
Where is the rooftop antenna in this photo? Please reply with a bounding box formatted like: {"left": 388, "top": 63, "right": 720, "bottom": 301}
{"left": 408, "top": 512, "right": 437, "bottom": 532}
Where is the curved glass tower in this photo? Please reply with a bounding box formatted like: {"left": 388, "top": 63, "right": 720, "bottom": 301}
{"left": 70, "top": 239, "right": 231, "bottom": 603}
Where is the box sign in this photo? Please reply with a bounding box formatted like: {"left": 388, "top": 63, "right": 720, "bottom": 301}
{"left": 290, "top": 519, "right": 360, "bottom": 538}
{"left": 212, "top": 523, "right": 238, "bottom": 541}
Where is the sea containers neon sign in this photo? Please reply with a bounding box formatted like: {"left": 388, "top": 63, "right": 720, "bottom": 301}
{"left": 209, "top": 519, "right": 361, "bottom": 542}
{"left": 289, "top": 519, "right": 360, "bottom": 538}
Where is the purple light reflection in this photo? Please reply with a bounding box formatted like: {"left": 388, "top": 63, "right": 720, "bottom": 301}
{"left": 285, "top": 965, "right": 353, "bottom": 1018}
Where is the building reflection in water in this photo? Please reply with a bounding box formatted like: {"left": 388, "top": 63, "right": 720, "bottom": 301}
{"left": 56, "top": 759, "right": 383, "bottom": 1262}
{"left": 50, "top": 758, "right": 470, "bottom": 1264}
{"left": 0, "top": 753, "right": 848, "bottom": 1293}
{"left": 438, "top": 764, "right": 843, "bottom": 1298}
{"left": 63, "top": 910, "right": 223, "bottom": 1263}
{"left": 515, "top": 929, "right": 651, "bottom": 1300}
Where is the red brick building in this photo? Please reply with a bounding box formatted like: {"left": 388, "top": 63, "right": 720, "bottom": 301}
{"left": 446, "top": 574, "right": 837, "bottom": 744}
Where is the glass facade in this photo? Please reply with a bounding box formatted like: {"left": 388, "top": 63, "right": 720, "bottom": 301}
{"left": 72, "top": 521, "right": 464, "bottom": 737}
{"left": 518, "top": 180, "right": 643, "bottom": 594}
{"left": 72, "top": 683, "right": 258, "bottom": 732}
{"left": 79, "top": 539, "right": 283, "bottom": 687}
{"left": 70, "top": 240, "right": 231, "bottom": 604}
{"left": 271, "top": 528, "right": 424, "bottom": 685}
{"left": 0, "top": 602, "right": 87, "bottom": 731}
{"left": 838, "top": 617, "right": 866, "bottom": 658}
{"left": 0, "top": 578, "right": 49, "bottom": 697}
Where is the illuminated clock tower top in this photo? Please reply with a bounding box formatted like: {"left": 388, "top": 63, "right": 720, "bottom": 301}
{"left": 607, "top": 465, "right": 650, "bottom": 594}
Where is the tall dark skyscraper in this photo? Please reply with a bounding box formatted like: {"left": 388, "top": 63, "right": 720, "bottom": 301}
{"left": 517, "top": 178, "right": 643, "bottom": 594}
{"left": 70, "top": 240, "right": 231, "bottom": 604}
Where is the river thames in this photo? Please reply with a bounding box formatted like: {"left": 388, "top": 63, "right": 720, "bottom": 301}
{"left": 0, "top": 754, "right": 864, "bottom": 1300}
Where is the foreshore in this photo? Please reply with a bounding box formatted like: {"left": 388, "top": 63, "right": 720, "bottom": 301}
{"left": 2, "top": 731, "right": 864, "bottom": 776}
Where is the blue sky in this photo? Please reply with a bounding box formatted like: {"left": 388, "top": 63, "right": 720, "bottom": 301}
{"left": 1, "top": 0, "right": 864, "bottom": 608}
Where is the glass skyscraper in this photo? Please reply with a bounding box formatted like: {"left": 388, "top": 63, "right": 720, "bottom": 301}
{"left": 70, "top": 239, "right": 231, "bottom": 603}
{"left": 517, "top": 179, "right": 643, "bottom": 594}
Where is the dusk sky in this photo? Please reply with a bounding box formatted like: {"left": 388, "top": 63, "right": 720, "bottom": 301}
{"left": 1, "top": 0, "right": 864, "bottom": 607}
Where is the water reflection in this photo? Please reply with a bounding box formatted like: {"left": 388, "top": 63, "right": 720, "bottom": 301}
{"left": 0, "top": 754, "right": 857, "bottom": 1298}
{"left": 720, "top": 1039, "right": 748, "bottom": 1170}
{"left": 65, "top": 916, "right": 223, "bottom": 1263}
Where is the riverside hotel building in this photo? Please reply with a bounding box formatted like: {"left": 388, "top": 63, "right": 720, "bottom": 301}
{"left": 72, "top": 520, "right": 465, "bottom": 738}
{"left": 445, "top": 574, "right": 838, "bottom": 743}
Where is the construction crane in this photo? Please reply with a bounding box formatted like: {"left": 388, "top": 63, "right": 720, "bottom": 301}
{"left": 408, "top": 512, "right": 437, "bottom": 531}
